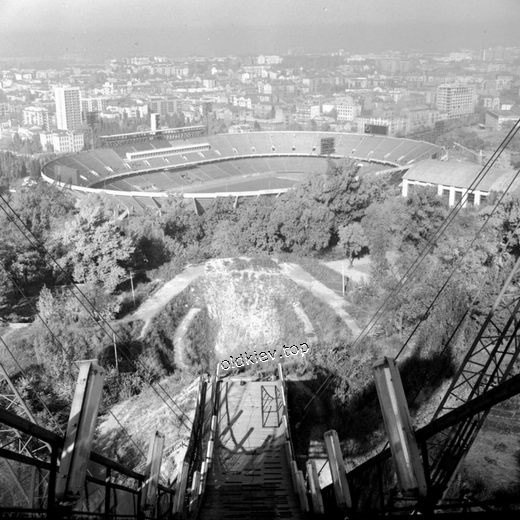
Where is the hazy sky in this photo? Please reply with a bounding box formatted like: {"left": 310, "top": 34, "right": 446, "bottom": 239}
{"left": 0, "top": 0, "right": 518, "bottom": 58}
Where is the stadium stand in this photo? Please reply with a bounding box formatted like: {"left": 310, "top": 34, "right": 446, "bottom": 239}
{"left": 42, "top": 131, "right": 442, "bottom": 213}
{"left": 369, "top": 137, "right": 401, "bottom": 158}
{"left": 385, "top": 140, "right": 417, "bottom": 162}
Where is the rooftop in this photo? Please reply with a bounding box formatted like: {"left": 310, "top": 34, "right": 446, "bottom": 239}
{"left": 404, "top": 159, "right": 517, "bottom": 192}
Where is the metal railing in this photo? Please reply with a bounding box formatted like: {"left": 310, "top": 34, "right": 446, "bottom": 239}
{"left": 172, "top": 376, "right": 208, "bottom": 518}
{"left": 278, "top": 363, "right": 309, "bottom": 513}
{"left": 172, "top": 372, "right": 222, "bottom": 519}
{"left": 260, "top": 385, "right": 284, "bottom": 428}
{"left": 193, "top": 375, "right": 221, "bottom": 514}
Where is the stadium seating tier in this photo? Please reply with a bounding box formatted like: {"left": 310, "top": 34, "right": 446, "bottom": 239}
{"left": 42, "top": 132, "right": 441, "bottom": 215}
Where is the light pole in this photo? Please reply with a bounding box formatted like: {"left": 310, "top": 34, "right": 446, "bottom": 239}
{"left": 129, "top": 270, "right": 136, "bottom": 308}
{"left": 342, "top": 261, "right": 345, "bottom": 297}
{"left": 112, "top": 333, "right": 119, "bottom": 374}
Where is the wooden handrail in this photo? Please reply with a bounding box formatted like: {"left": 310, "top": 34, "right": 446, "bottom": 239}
{"left": 0, "top": 402, "right": 179, "bottom": 495}
{"left": 348, "top": 372, "right": 520, "bottom": 481}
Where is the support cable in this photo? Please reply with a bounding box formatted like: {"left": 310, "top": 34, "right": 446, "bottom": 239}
{"left": 0, "top": 311, "right": 146, "bottom": 461}
{"left": 0, "top": 192, "right": 192, "bottom": 428}
{"left": 0, "top": 334, "right": 63, "bottom": 434}
{"left": 299, "top": 120, "right": 520, "bottom": 417}
{"left": 352, "top": 118, "right": 520, "bottom": 350}
{"left": 403, "top": 219, "right": 520, "bottom": 411}
{"left": 394, "top": 168, "right": 520, "bottom": 361}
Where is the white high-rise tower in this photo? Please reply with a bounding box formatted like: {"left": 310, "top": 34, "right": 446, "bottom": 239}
{"left": 55, "top": 87, "right": 82, "bottom": 131}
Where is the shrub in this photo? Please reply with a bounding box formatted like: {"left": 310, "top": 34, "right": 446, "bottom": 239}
{"left": 142, "top": 289, "right": 193, "bottom": 371}
{"left": 183, "top": 308, "right": 217, "bottom": 373}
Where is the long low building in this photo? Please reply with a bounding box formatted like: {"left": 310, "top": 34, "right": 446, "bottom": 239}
{"left": 402, "top": 159, "right": 518, "bottom": 206}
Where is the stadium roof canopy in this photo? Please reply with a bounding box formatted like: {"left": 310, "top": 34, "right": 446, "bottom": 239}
{"left": 403, "top": 159, "right": 518, "bottom": 193}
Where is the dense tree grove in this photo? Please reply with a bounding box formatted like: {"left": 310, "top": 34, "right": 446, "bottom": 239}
{"left": 61, "top": 207, "right": 137, "bottom": 292}
{"left": 0, "top": 151, "right": 44, "bottom": 188}
{"left": 1, "top": 157, "right": 519, "bottom": 428}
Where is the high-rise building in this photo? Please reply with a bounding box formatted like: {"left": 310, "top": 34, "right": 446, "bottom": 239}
{"left": 150, "top": 113, "right": 160, "bottom": 133}
{"left": 55, "top": 87, "right": 82, "bottom": 131}
{"left": 436, "top": 84, "right": 476, "bottom": 119}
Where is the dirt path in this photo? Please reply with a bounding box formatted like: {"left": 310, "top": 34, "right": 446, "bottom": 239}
{"left": 173, "top": 307, "right": 201, "bottom": 369}
{"left": 324, "top": 258, "right": 371, "bottom": 284}
{"left": 292, "top": 302, "right": 317, "bottom": 340}
{"left": 124, "top": 258, "right": 361, "bottom": 341}
{"left": 279, "top": 262, "right": 362, "bottom": 337}
{"left": 0, "top": 323, "right": 30, "bottom": 341}
{"left": 126, "top": 264, "right": 205, "bottom": 338}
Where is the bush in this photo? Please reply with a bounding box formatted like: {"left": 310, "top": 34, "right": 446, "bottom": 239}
{"left": 183, "top": 308, "right": 217, "bottom": 373}
{"left": 102, "top": 368, "right": 144, "bottom": 409}
{"left": 143, "top": 289, "right": 193, "bottom": 371}
{"left": 297, "top": 288, "right": 350, "bottom": 345}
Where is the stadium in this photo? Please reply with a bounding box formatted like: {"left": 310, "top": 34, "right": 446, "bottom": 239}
{"left": 41, "top": 130, "right": 443, "bottom": 212}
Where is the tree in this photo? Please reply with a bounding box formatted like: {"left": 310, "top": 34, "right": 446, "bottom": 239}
{"left": 436, "top": 128, "right": 485, "bottom": 151}
{"left": 126, "top": 217, "right": 169, "bottom": 269}
{"left": 0, "top": 264, "right": 13, "bottom": 320}
{"left": 7, "top": 182, "right": 75, "bottom": 239}
{"left": 61, "top": 209, "right": 137, "bottom": 293}
{"left": 235, "top": 198, "right": 277, "bottom": 253}
{"left": 338, "top": 223, "right": 368, "bottom": 265}
{"left": 0, "top": 198, "right": 54, "bottom": 295}
{"left": 10, "top": 250, "right": 45, "bottom": 286}
{"left": 298, "top": 159, "right": 374, "bottom": 229}
{"left": 34, "top": 286, "right": 116, "bottom": 393}
{"left": 269, "top": 193, "right": 335, "bottom": 254}
{"left": 210, "top": 220, "right": 240, "bottom": 257}
{"left": 161, "top": 199, "right": 205, "bottom": 244}
{"left": 362, "top": 196, "right": 407, "bottom": 264}
{"left": 0, "top": 153, "right": 46, "bottom": 184}
{"left": 484, "top": 194, "right": 520, "bottom": 257}
{"left": 401, "top": 188, "right": 449, "bottom": 248}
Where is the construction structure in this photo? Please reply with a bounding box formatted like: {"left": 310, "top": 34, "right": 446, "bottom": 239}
{"left": 2, "top": 249, "right": 520, "bottom": 518}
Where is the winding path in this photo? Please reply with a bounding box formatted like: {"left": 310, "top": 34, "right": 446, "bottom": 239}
{"left": 292, "top": 302, "right": 317, "bottom": 340}
{"left": 279, "top": 262, "right": 362, "bottom": 337}
{"left": 122, "top": 258, "right": 361, "bottom": 341}
{"left": 126, "top": 264, "right": 205, "bottom": 338}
